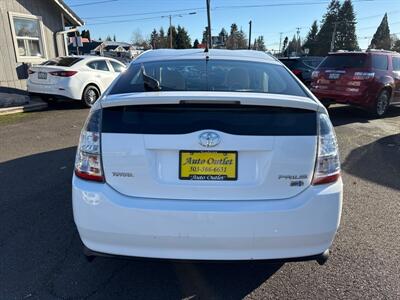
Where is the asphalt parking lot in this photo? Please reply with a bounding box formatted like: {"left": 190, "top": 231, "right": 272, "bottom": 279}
{"left": 0, "top": 102, "right": 399, "bottom": 299}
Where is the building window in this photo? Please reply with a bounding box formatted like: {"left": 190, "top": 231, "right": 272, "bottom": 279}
{"left": 9, "top": 12, "right": 47, "bottom": 62}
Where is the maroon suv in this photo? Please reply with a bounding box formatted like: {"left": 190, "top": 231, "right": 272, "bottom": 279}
{"left": 311, "top": 50, "right": 400, "bottom": 117}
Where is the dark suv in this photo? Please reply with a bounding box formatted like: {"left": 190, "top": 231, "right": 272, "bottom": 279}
{"left": 279, "top": 56, "right": 324, "bottom": 86}
{"left": 311, "top": 50, "right": 400, "bottom": 117}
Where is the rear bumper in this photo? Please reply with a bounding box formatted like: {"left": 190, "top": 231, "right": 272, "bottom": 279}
{"left": 311, "top": 88, "right": 374, "bottom": 108}
{"left": 27, "top": 80, "right": 81, "bottom": 100}
{"left": 72, "top": 176, "right": 342, "bottom": 261}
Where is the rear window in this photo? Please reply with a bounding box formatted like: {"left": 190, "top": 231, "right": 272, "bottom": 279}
{"left": 319, "top": 54, "right": 367, "bottom": 69}
{"left": 109, "top": 59, "right": 307, "bottom": 97}
{"left": 41, "top": 57, "right": 82, "bottom": 67}
{"left": 102, "top": 104, "right": 317, "bottom": 136}
{"left": 279, "top": 59, "right": 298, "bottom": 69}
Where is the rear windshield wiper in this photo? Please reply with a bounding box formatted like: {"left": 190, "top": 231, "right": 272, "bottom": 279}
{"left": 141, "top": 65, "right": 161, "bottom": 91}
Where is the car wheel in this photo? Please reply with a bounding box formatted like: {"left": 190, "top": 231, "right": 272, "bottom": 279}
{"left": 82, "top": 85, "right": 100, "bottom": 107}
{"left": 373, "top": 90, "right": 390, "bottom": 118}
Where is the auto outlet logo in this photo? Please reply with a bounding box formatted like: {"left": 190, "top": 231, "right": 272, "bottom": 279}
{"left": 199, "top": 131, "right": 221, "bottom": 148}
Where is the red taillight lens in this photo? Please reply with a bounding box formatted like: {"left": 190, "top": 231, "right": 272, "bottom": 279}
{"left": 312, "top": 114, "right": 340, "bottom": 185}
{"left": 28, "top": 69, "right": 35, "bottom": 75}
{"left": 292, "top": 69, "right": 302, "bottom": 76}
{"left": 74, "top": 109, "right": 104, "bottom": 182}
{"left": 49, "top": 70, "right": 77, "bottom": 77}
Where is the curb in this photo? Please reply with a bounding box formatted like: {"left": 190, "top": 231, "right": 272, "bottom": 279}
{"left": 0, "top": 99, "right": 48, "bottom": 116}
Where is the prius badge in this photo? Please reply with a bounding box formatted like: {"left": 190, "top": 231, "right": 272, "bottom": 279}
{"left": 199, "top": 131, "right": 221, "bottom": 148}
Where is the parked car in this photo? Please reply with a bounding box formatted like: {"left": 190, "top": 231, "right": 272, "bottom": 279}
{"left": 311, "top": 50, "right": 400, "bottom": 117}
{"left": 27, "top": 56, "right": 126, "bottom": 107}
{"left": 73, "top": 49, "right": 342, "bottom": 265}
{"left": 279, "top": 56, "right": 324, "bottom": 86}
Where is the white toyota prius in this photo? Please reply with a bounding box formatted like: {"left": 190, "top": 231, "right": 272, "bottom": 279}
{"left": 72, "top": 49, "right": 342, "bottom": 265}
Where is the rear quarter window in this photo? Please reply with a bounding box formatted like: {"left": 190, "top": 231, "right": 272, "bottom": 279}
{"left": 392, "top": 56, "right": 400, "bottom": 71}
{"left": 371, "top": 55, "right": 388, "bottom": 70}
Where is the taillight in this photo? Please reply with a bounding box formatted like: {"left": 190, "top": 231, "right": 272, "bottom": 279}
{"left": 292, "top": 69, "right": 302, "bottom": 76}
{"left": 311, "top": 70, "right": 320, "bottom": 79}
{"left": 28, "top": 69, "right": 35, "bottom": 75}
{"left": 74, "top": 109, "right": 104, "bottom": 182}
{"left": 312, "top": 114, "right": 340, "bottom": 185}
{"left": 49, "top": 70, "right": 77, "bottom": 77}
{"left": 352, "top": 72, "right": 374, "bottom": 81}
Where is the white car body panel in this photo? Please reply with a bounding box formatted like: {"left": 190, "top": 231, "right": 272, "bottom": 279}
{"left": 27, "top": 56, "right": 125, "bottom": 100}
{"left": 73, "top": 176, "right": 342, "bottom": 260}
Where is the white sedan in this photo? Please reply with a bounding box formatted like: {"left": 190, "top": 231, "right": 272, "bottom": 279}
{"left": 27, "top": 56, "right": 126, "bottom": 107}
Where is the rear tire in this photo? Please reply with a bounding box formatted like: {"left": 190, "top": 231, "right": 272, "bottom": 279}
{"left": 82, "top": 85, "right": 100, "bottom": 107}
{"left": 372, "top": 90, "right": 390, "bottom": 118}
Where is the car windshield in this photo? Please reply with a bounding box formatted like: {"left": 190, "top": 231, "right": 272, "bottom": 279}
{"left": 319, "top": 54, "right": 367, "bottom": 69}
{"left": 41, "top": 57, "right": 83, "bottom": 67}
{"left": 109, "top": 59, "right": 307, "bottom": 97}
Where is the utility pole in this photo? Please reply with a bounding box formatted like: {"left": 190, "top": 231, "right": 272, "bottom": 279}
{"left": 330, "top": 22, "right": 337, "bottom": 52}
{"left": 206, "top": 0, "right": 212, "bottom": 48}
{"left": 169, "top": 15, "right": 173, "bottom": 49}
{"left": 278, "top": 32, "right": 283, "bottom": 56}
{"left": 296, "top": 27, "right": 301, "bottom": 55}
{"left": 248, "top": 20, "right": 252, "bottom": 50}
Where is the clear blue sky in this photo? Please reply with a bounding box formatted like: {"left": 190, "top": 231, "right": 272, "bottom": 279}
{"left": 65, "top": 0, "right": 400, "bottom": 50}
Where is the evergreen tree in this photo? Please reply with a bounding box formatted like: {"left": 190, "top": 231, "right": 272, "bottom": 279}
{"left": 105, "top": 35, "right": 112, "bottom": 41}
{"left": 392, "top": 39, "right": 400, "bottom": 52}
{"left": 175, "top": 25, "right": 191, "bottom": 49}
{"left": 226, "top": 23, "right": 247, "bottom": 49}
{"left": 150, "top": 29, "right": 159, "bottom": 49}
{"left": 193, "top": 39, "right": 200, "bottom": 48}
{"left": 218, "top": 28, "right": 228, "bottom": 45}
{"left": 282, "top": 36, "right": 289, "bottom": 55}
{"left": 159, "top": 27, "right": 167, "bottom": 48}
{"left": 302, "top": 20, "right": 319, "bottom": 55}
{"left": 315, "top": 0, "right": 340, "bottom": 55}
{"left": 369, "top": 13, "right": 391, "bottom": 50}
{"left": 81, "top": 30, "right": 91, "bottom": 40}
{"left": 253, "top": 36, "right": 266, "bottom": 51}
{"left": 336, "top": 0, "right": 359, "bottom": 51}
{"left": 286, "top": 35, "right": 301, "bottom": 56}
{"left": 202, "top": 26, "right": 209, "bottom": 44}
{"left": 113, "top": 34, "right": 116, "bottom": 42}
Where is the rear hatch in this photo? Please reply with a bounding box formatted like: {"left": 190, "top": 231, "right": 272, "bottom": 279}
{"left": 314, "top": 53, "right": 370, "bottom": 91}
{"left": 100, "top": 92, "right": 319, "bottom": 200}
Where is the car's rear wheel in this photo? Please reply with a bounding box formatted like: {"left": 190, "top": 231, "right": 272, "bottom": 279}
{"left": 82, "top": 85, "right": 100, "bottom": 107}
{"left": 372, "top": 90, "right": 390, "bottom": 118}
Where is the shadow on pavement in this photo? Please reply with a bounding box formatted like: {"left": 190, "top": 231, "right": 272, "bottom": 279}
{"left": 328, "top": 104, "right": 400, "bottom": 127}
{"left": 0, "top": 147, "right": 282, "bottom": 299}
{"left": 44, "top": 98, "right": 89, "bottom": 111}
{"left": 342, "top": 134, "right": 400, "bottom": 190}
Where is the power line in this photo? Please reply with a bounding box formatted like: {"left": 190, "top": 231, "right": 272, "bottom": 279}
{"left": 82, "top": 7, "right": 205, "bottom": 20}
{"left": 69, "top": 0, "right": 119, "bottom": 7}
